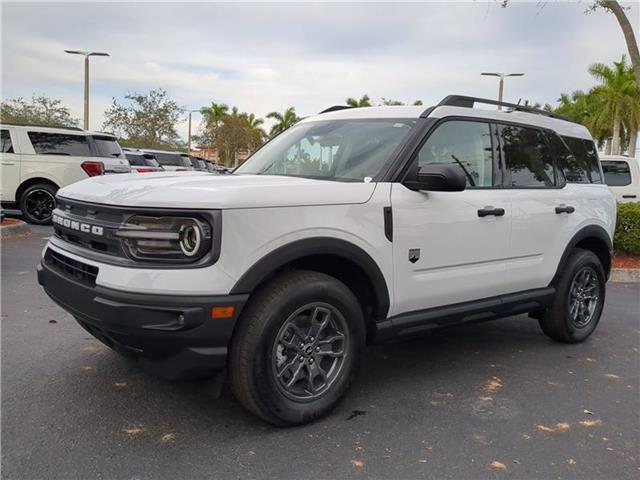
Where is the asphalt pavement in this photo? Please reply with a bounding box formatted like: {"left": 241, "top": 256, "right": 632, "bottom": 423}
{"left": 2, "top": 225, "right": 639, "bottom": 479}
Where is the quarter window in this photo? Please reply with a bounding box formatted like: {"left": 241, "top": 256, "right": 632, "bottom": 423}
{"left": 500, "top": 125, "right": 555, "bottom": 187}
{"left": 418, "top": 121, "right": 494, "bottom": 187}
{"left": 28, "top": 132, "right": 92, "bottom": 157}
{"left": 601, "top": 160, "right": 632, "bottom": 187}
{"left": 0, "top": 129, "right": 13, "bottom": 153}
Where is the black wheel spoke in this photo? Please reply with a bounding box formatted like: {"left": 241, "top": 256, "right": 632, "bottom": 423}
{"left": 568, "top": 266, "right": 600, "bottom": 329}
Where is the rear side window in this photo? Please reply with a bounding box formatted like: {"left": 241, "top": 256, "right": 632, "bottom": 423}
{"left": 154, "top": 152, "right": 184, "bottom": 166}
{"left": 0, "top": 129, "right": 13, "bottom": 153}
{"left": 125, "top": 153, "right": 145, "bottom": 166}
{"left": 560, "top": 136, "right": 603, "bottom": 184}
{"left": 601, "top": 160, "right": 632, "bottom": 186}
{"left": 418, "top": 120, "right": 494, "bottom": 187}
{"left": 92, "top": 135, "right": 123, "bottom": 158}
{"left": 28, "top": 132, "right": 92, "bottom": 156}
{"left": 499, "top": 125, "right": 556, "bottom": 187}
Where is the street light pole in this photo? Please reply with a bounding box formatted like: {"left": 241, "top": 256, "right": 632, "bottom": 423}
{"left": 480, "top": 72, "right": 525, "bottom": 109}
{"left": 64, "top": 50, "right": 110, "bottom": 129}
{"left": 187, "top": 109, "right": 201, "bottom": 154}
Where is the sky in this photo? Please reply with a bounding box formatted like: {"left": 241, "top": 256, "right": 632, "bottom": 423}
{"left": 1, "top": 1, "right": 638, "bottom": 140}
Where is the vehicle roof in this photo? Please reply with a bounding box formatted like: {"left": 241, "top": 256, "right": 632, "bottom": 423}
{"left": 140, "top": 148, "right": 187, "bottom": 155}
{"left": 0, "top": 123, "right": 121, "bottom": 137}
{"left": 300, "top": 104, "right": 592, "bottom": 140}
{"left": 599, "top": 155, "right": 633, "bottom": 161}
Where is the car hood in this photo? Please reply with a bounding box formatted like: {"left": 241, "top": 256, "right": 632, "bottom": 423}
{"left": 57, "top": 172, "right": 377, "bottom": 209}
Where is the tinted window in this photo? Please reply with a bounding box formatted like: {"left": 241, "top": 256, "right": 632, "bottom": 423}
{"left": 560, "top": 136, "right": 603, "bottom": 184}
{"left": 143, "top": 155, "right": 160, "bottom": 167}
{"left": 236, "top": 119, "right": 416, "bottom": 182}
{"left": 125, "top": 153, "right": 145, "bottom": 166}
{"left": 417, "top": 121, "right": 493, "bottom": 187}
{"left": 0, "top": 129, "right": 13, "bottom": 153}
{"left": 93, "top": 136, "right": 123, "bottom": 158}
{"left": 154, "top": 152, "right": 184, "bottom": 166}
{"left": 500, "top": 125, "right": 555, "bottom": 187}
{"left": 601, "top": 160, "right": 632, "bottom": 186}
{"left": 28, "top": 132, "right": 92, "bottom": 156}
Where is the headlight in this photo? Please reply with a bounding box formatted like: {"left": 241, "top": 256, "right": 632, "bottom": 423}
{"left": 115, "top": 215, "right": 212, "bottom": 262}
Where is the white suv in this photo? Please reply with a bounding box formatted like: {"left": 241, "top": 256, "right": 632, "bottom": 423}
{"left": 37, "top": 95, "right": 616, "bottom": 425}
{"left": 600, "top": 154, "right": 640, "bottom": 202}
{"left": 0, "top": 124, "right": 130, "bottom": 224}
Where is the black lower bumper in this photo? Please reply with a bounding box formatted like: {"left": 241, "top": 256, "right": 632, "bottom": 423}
{"left": 38, "top": 259, "right": 248, "bottom": 379}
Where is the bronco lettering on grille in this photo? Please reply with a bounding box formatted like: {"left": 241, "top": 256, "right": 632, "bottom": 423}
{"left": 52, "top": 214, "right": 104, "bottom": 236}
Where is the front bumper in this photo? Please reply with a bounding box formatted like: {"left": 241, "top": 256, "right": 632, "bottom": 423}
{"left": 38, "top": 257, "right": 248, "bottom": 379}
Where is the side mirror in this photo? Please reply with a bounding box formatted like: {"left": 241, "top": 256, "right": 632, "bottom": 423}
{"left": 408, "top": 163, "right": 467, "bottom": 192}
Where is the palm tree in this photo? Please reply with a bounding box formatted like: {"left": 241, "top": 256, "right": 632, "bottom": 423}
{"left": 345, "top": 95, "right": 371, "bottom": 108}
{"left": 266, "top": 107, "right": 299, "bottom": 137}
{"left": 244, "top": 113, "right": 266, "bottom": 151}
{"left": 588, "top": 55, "right": 640, "bottom": 155}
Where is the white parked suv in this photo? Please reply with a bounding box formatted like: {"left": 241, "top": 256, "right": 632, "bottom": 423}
{"left": 600, "top": 154, "right": 640, "bottom": 202}
{"left": 0, "top": 124, "right": 130, "bottom": 223}
{"left": 38, "top": 96, "right": 616, "bottom": 425}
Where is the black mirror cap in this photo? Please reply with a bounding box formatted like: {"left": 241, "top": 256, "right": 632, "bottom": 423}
{"left": 412, "top": 163, "right": 466, "bottom": 192}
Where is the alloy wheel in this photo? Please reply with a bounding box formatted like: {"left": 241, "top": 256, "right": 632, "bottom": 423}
{"left": 24, "top": 189, "right": 55, "bottom": 222}
{"left": 568, "top": 266, "right": 600, "bottom": 329}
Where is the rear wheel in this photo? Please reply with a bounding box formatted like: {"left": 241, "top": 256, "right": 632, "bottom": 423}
{"left": 539, "top": 248, "right": 606, "bottom": 343}
{"left": 19, "top": 183, "right": 57, "bottom": 225}
{"left": 230, "top": 271, "right": 365, "bottom": 426}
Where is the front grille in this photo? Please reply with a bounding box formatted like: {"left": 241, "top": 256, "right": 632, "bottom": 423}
{"left": 45, "top": 248, "right": 99, "bottom": 286}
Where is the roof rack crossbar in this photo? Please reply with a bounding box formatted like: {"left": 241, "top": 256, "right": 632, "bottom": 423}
{"left": 422, "top": 95, "right": 570, "bottom": 122}
{"left": 319, "top": 105, "right": 353, "bottom": 114}
{"left": 0, "top": 122, "right": 84, "bottom": 131}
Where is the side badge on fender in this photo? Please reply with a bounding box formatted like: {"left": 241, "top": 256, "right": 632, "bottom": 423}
{"left": 408, "top": 248, "right": 420, "bottom": 264}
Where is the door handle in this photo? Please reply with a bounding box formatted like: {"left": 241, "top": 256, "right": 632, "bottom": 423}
{"left": 622, "top": 195, "right": 637, "bottom": 199}
{"left": 477, "top": 206, "right": 505, "bottom": 217}
{"left": 555, "top": 205, "right": 575, "bottom": 214}
{"left": 0, "top": 161, "right": 16, "bottom": 166}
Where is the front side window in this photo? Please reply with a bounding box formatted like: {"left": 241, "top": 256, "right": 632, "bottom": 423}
{"left": 92, "top": 135, "right": 123, "bottom": 158}
{"left": 601, "top": 160, "right": 632, "bottom": 186}
{"left": 236, "top": 119, "right": 416, "bottom": 182}
{"left": 417, "top": 120, "right": 494, "bottom": 187}
{"left": 28, "top": 132, "right": 92, "bottom": 157}
{"left": 500, "top": 125, "right": 556, "bottom": 187}
{"left": 0, "top": 129, "right": 13, "bottom": 153}
{"left": 560, "top": 136, "right": 603, "bottom": 184}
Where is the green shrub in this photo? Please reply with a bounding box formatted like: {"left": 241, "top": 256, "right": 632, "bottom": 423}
{"left": 614, "top": 202, "right": 640, "bottom": 257}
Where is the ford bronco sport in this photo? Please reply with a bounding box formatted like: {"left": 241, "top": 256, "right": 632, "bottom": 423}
{"left": 38, "top": 95, "right": 616, "bottom": 426}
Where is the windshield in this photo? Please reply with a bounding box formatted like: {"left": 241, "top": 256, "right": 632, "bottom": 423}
{"left": 236, "top": 119, "right": 416, "bottom": 182}
{"left": 92, "top": 136, "right": 123, "bottom": 158}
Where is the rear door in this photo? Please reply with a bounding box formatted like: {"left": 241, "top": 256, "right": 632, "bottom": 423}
{"left": 0, "top": 128, "right": 21, "bottom": 202}
{"left": 390, "top": 119, "right": 512, "bottom": 315}
{"left": 23, "top": 131, "right": 89, "bottom": 187}
{"left": 499, "top": 124, "right": 578, "bottom": 292}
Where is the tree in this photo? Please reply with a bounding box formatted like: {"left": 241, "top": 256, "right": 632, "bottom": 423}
{"left": 102, "top": 88, "right": 183, "bottom": 148}
{"left": 380, "top": 98, "right": 424, "bottom": 106}
{"left": 244, "top": 113, "right": 267, "bottom": 151}
{"left": 198, "top": 101, "right": 229, "bottom": 146}
{"left": 345, "top": 95, "right": 372, "bottom": 107}
{"left": 266, "top": 107, "right": 300, "bottom": 137}
{"left": 588, "top": 55, "right": 640, "bottom": 155}
{"left": 0, "top": 95, "right": 78, "bottom": 127}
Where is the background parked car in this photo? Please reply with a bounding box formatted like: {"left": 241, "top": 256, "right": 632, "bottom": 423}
{"left": 0, "top": 123, "right": 130, "bottom": 224}
{"left": 122, "top": 148, "right": 165, "bottom": 173}
{"left": 206, "top": 161, "right": 229, "bottom": 174}
{"left": 600, "top": 154, "right": 639, "bottom": 202}
{"left": 139, "top": 148, "right": 193, "bottom": 171}
{"left": 188, "top": 155, "right": 210, "bottom": 172}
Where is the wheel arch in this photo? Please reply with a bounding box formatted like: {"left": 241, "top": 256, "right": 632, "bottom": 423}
{"left": 551, "top": 225, "right": 613, "bottom": 284}
{"left": 16, "top": 177, "right": 60, "bottom": 203}
{"left": 230, "top": 237, "right": 390, "bottom": 343}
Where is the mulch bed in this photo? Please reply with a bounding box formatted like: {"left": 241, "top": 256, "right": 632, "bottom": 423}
{"left": 1, "top": 218, "right": 22, "bottom": 227}
{"left": 613, "top": 256, "right": 640, "bottom": 269}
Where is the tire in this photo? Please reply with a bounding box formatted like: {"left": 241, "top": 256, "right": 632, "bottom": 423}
{"left": 539, "top": 248, "right": 606, "bottom": 343}
{"left": 19, "top": 183, "right": 57, "bottom": 225}
{"left": 229, "top": 270, "right": 365, "bottom": 426}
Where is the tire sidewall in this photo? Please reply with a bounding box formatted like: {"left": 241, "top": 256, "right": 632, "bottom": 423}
{"left": 252, "top": 276, "right": 365, "bottom": 424}
{"left": 20, "top": 184, "right": 57, "bottom": 225}
{"left": 559, "top": 250, "right": 606, "bottom": 342}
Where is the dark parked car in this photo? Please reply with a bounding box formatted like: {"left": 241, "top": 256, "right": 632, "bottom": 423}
{"left": 122, "top": 148, "right": 165, "bottom": 173}
{"left": 139, "top": 149, "right": 193, "bottom": 171}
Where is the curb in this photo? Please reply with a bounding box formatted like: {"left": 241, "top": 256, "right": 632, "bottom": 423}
{"left": 0, "top": 220, "right": 31, "bottom": 240}
{"left": 610, "top": 268, "right": 640, "bottom": 283}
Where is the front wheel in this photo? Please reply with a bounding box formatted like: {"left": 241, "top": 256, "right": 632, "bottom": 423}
{"left": 229, "top": 271, "right": 365, "bottom": 426}
{"left": 19, "top": 183, "right": 57, "bottom": 225}
{"left": 539, "top": 248, "right": 606, "bottom": 343}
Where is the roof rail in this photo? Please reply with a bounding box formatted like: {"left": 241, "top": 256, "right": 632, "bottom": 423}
{"left": 319, "top": 105, "right": 353, "bottom": 114}
{"left": 424, "top": 95, "right": 570, "bottom": 122}
{"left": 0, "top": 122, "right": 84, "bottom": 131}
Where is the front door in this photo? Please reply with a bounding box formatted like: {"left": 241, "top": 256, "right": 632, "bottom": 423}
{"left": 0, "top": 129, "right": 20, "bottom": 202}
{"left": 390, "top": 119, "right": 512, "bottom": 316}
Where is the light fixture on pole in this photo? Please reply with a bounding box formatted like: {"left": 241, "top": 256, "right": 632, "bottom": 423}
{"left": 480, "top": 72, "right": 524, "bottom": 109}
{"left": 64, "top": 50, "right": 110, "bottom": 129}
